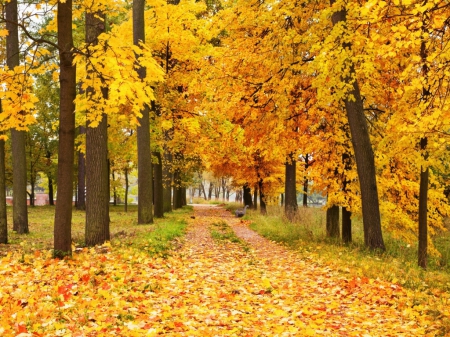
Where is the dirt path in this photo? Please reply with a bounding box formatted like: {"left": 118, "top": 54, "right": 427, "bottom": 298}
{"left": 175, "top": 205, "right": 440, "bottom": 336}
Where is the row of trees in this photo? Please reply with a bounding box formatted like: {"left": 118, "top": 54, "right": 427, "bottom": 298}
{"left": 1, "top": 0, "right": 449, "bottom": 268}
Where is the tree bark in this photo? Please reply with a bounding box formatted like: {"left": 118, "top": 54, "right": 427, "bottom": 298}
{"left": 124, "top": 167, "right": 129, "bottom": 212}
{"left": 418, "top": 137, "right": 428, "bottom": 269}
{"left": 0, "top": 125, "right": 7, "bottom": 243}
{"left": 285, "top": 153, "right": 298, "bottom": 220}
{"left": 134, "top": 0, "right": 153, "bottom": 224}
{"left": 162, "top": 151, "right": 172, "bottom": 213}
{"left": 153, "top": 151, "right": 164, "bottom": 218}
{"left": 54, "top": 0, "right": 76, "bottom": 257}
{"left": 208, "top": 182, "right": 213, "bottom": 200}
{"left": 342, "top": 151, "right": 352, "bottom": 243}
{"left": 259, "top": 179, "right": 267, "bottom": 215}
{"left": 330, "top": 3, "right": 385, "bottom": 250}
{"left": 173, "top": 169, "right": 182, "bottom": 209}
{"left": 84, "top": 11, "right": 110, "bottom": 246}
{"left": 303, "top": 154, "right": 309, "bottom": 207}
{"left": 6, "top": 0, "right": 29, "bottom": 234}
{"left": 77, "top": 126, "right": 86, "bottom": 210}
{"left": 253, "top": 186, "right": 258, "bottom": 210}
{"left": 326, "top": 205, "right": 340, "bottom": 238}
{"left": 243, "top": 184, "right": 253, "bottom": 207}
{"left": 48, "top": 176, "right": 54, "bottom": 206}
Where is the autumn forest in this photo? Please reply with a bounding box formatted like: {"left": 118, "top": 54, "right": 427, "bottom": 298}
{"left": 0, "top": 0, "right": 450, "bottom": 334}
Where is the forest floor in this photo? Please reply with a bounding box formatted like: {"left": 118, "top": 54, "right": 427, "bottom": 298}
{"left": 0, "top": 205, "right": 448, "bottom": 336}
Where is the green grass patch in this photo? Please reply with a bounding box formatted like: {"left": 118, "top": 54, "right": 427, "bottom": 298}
{"left": 210, "top": 220, "right": 250, "bottom": 251}
{"left": 248, "top": 205, "right": 450, "bottom": 294}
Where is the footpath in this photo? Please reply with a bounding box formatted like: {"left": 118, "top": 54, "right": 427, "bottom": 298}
{"left": 169, "top": 205, "right": 440, "bottom": 336}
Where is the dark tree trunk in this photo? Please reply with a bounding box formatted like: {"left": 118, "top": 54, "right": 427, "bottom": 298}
{"left": 259, "top": 179, "right": 267, "bottom": 215}
{"left": 200, "top": 182, "right": 207, "bottom": 199}
{"left": 54, "top": 0, "right": 76, "bottom": 257}
{"left": 85, "top": 11, "right": 110, "bottom": 247}
{"left": 342, "top": 207, "right": 352, "bottom": 243}
{"left": 173, "top": 169, "right": 182, "bottom": 209}
{"left": 326, "top": 205, "right": 340, "bottom": 238}
{"left": 303, "top": 154, "right": 309, "bottom": 207}
{"left": 46, "top": 150, "right": 55, "bottom": 206}
{"left": 77, "top": 126, "right": 86, "bottom": 210}
{"left": 134, "top": 0, "right": 153, "bottom": 224}
{"left": 330, "top": 4, "right": 385, "bottom": 250}
{"left": 85, "top": 112, "right": 109, "bottom": 246}
{"left": 0, "top": 127, "right": 7, "bottom": 244}
{"left": 280, "top": 193, "right": 284, "bottom": 206}
{"left": 342, "top": 151, "right": 352, "bottom": 243}
{"left": 208, "top": 182, "right": 213, "bottom": 200}
{"left": 163, "top": 152, "right": 172, "bottom": 213}
{"left": 48, "top": 176, "right": 54, "bottom": 206}
{"left": 243, "top": 184, "right": 253, "bottom": 207}
{"left": 153, "top": 151, "right": 164, "bottom": 218}
{"left": 253, "top": 186, "right": 258, "bottom": 210}
{"left": 29, "top": 178, "right": 35, "bottom": 206}
{"left": 124, "top": 167, "right": 129, "bottom": 212}
{"left": 7, "top": 0, "right": 28, "bottom": 234}
{"left": 181, "top": 187, "right": 187, "bottom": 206}
{"left": 285, "top": 153, "right": 298, "bottom": 220}
{"left": 111, "top": 170, "right": 117, "bottom": 206}
{"left": 418, "top": 137, "right": 428, "bottom": 269}
{"left": 222, "top": 177, "right": 226, "bottom": 200}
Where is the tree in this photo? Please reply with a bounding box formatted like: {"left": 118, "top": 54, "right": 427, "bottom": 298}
{"left": 85, "top": 10, "right": 110, "bottom": 246}
{"left": 285, "top": 153, "right": 298, "bottom": 220}
{"left": 54, "top": 0, "right": 76, "bottom": 257}
{"left": 329, "top": 0, "right": 385, "bottom": 250}
{"left": 134, "top": 0, "right": 153, "bottom": 224}
{"left": 6, "top": 0, "right": 28, "bottom": 234}
{"left": 0, "top": 102, "right": 7, "bottom": 244}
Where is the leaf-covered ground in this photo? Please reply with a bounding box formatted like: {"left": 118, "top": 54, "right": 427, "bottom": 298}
{"left": 0, "top": 206, "right": 448, "bottom": 336}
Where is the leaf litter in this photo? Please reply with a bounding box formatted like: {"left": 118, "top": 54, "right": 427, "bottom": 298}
{"left": 0, "top": 205, "right": 448, "bottom": 336}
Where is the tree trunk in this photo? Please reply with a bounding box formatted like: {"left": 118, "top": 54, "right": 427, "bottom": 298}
{"left": 418, "top": 137, "right": 428, "bottom": 269}
{"left": 124, "top": 167, "right": 129, "bottom": 212}
{"left": 253, "top": 186, "right": 258, "bottom": 210}
{"left": 342, "top": 152, "right": 352, "bottom": 243}
{"left": 29, "top": 177, "right": 35, "bottom": 207}
{"left": 200, "top": 182, "right": 207, "bottom": 199}
{"left": 134, "top": 0, "right": 153, "bottom": 224}
{"left": 243, "top": 184, "right": 253, "bottom": 207}
{"left": 330, "top": 3, "right": 384, "bottom": 250}
{"left": 259, "top": 179, "right": 267, "bottom": 215}
{"left": 326, "top": 205, "right": 340, "bottom": 238}
{"left": 0, "top": 128, "right": 7, "bottom": 244}
{"left": 6, "top": 0, "right": 29, "bottom": 234}
{"left": 153, "top": 151, "right": 164, "bottom": 218}
{"left": 112, "top": 170, "right": 117, "bottom": 206}
{"left": 342, "top": 207, "right": 352, "bottom": 243}
{"left": 77, "top": 126, "right": 86, "bottom": 210}
{"left": 285, "top": 153, "right": 298, "bottom": 220}
{"left": 163, "top": 152, "right": 172, "bottom": 213}
{"left": 303, "top": 154, "right": 309, "bottom": 207}
{"left": 222, "top": 177, "right": 226, "bottom": 201}
{"left": 208, "top": 182, "right": 213, "bottom": 200}
{"left": 48, "top": 176, "right": 54, "bottom": 206}
{"left": 181, "top": 187, "right": 187, "bottom": 206}
{"left": 173, "top": 169, "right": 182, "bottom": 209}
{"left": 85, "top": 11, "right": 109, "bottom": 247}
{"left": 54, "top": 0, "right": 76, "bottom": 258}
{"left": 85, "top": 112, "right": 109, "bottom": 245}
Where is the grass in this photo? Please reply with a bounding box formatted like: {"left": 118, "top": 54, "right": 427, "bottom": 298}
{"left": 210, "top": 220, "right": 250, "bottom": 251}
{"left": 0, "top": 205, "right": 192, "bottom": 258}
{"left": 244, "top": 204, "right": 450, "bottom": 294}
